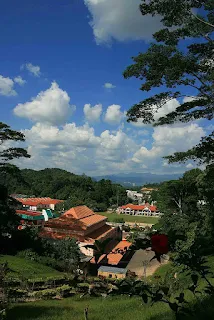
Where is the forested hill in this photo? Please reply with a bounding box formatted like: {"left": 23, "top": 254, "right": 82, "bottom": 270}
{"left": 4, "top": 168, "right": 128, "bottom": 212}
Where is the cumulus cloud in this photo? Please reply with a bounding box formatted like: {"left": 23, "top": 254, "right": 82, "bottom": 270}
{"left": 13, "top": 82, "right": 76, "bottom": 125}
{"left": 0, "top": 75, "right": 17, "bottom": 96}
{"left": 103, "top": 83, "right": 116, "bottom": 89}
{"left": 21, "top": 63, "right": 41, "bottom": 77}
{"left": 84, "top": 0, "right": 162, "bottom": 44}
{"left": 131, "top": 99, "right": 180, "bottom": 127}
{"left": 14, "top": 76, "right": 26, "bottom": 86}
{"left": 104, "top": 104, "right": 125, "bottom": 125}
{"left": 84, "top": 103, "right": 102, "bottom": 122}
{"left": 24, "top": 122, "right": 100, "bottom": 149}
{"left": 132, "top": 123, "right": 205, "bottom": 168}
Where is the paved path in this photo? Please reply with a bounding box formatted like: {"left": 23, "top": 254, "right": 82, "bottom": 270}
{"left": 127, "top": 249, "right": 168, "bottom": 278}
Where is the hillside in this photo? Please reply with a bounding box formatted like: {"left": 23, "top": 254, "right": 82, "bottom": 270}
{"left": 4, "top": 168, "right": 127, "bottom": 212}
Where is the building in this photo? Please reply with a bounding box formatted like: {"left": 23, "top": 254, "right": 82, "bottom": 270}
{"left": 126, "top": 190, "right": 143, "bottom": 203}
{"left": 98, "top": 266, "right": 127, "bottom": 279}
{"left": 16, "top": 208, "right": 55, "bottom": 227}
{"left": 90, "top": 239, "right": 132, "bottom": 267}
{"left": 117, "top": 203, "right": 160, "bottom": 216}
{"left": 14, "top": 197, "right": 63, "bottom": 211}
{"left": 141, "top": 187, "right": 158, "bottom": 200}
{"left": 40, "top": 206, "right": 121, "bottom": 256}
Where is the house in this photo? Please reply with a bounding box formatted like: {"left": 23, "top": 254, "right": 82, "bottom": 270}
{"left": 14, "top": 197, "right": 63, "bottom": 211}
{"left": 117, "top": 203, "right": 160, "bottom": 216}
{"left": 40, "top": 206, "right": 121, "bottom": 256}
{"left": 98, "top": 266, "right": 127, "bottom": 279}
{"left": 141, "top": 187, "right": 158, "bottom": 200}
{"left": 126, "top": 190, "right": 143, "bottom": 203}
{"left": 16, "top": 208, "right": 55, "bottom": 227}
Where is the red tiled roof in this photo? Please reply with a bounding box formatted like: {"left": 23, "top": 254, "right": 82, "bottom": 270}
{"left": 120, "top": 203, "right": 158, "bottom": 212}
{"left": 16, "top": 209, "right": 42, "bottom": 217}
{"left": 80, "top": 214, "right": 107, "bottom": 226}
{"left": 111, "top": 240, "right": 132, "bottom": 253}
{"left": 64, "top": 206, "right": 94, "bottom": 220}
{"left": 91, "top": 240, "right": 132, "bottom": 265}
{"left": 15, "top": 197, "right": 63, "bottom": 206}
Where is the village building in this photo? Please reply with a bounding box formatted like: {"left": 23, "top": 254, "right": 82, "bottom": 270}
{"left": 40, "top": 206, "right": 121, "bottom": 256}
{"left": 141, "top": 187, "right": 158, "bottom": 200}
{"left": 14, "top": 197, "right": 63, "bottom": 211}
{"left": 117, "top": 203, "right": 160, "bottom": 216}
{"left": 16, "top": 208, "right": 55, "bottom": 227}
{"left": 98, "top": 266, "right": 127, "bottom": 279}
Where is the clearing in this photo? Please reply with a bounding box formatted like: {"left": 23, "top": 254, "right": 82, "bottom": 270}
{"left": 99, "top": 212, "right": 159, "bottom": 224}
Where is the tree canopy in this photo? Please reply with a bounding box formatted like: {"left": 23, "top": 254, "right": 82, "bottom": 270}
{"left": 4, "top": 168, "right": 128, "bottom": 212}
{"left": 124, "top": 0, "right": 214, "bottom": 165}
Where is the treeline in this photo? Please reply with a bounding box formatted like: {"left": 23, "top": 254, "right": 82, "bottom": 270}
{"left": 4, "top": 168, "right": 128, "bottom": 212}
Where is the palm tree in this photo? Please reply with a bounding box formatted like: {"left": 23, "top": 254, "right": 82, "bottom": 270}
{"left": 85, "top": 238, "right": 113, "bottom": 264}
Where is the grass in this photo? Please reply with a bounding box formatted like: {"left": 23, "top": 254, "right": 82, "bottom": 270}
{"left": 99, "top": 212, "right": 159, "bottom": 224}
{"left": 0, "top": 255, "right": 63, "bottom": 280}
{"left": 5, "top": 255, "right": 214, "bottom": 319}
{"left": 7, "top": 296, "right": 173, "bottom": 320}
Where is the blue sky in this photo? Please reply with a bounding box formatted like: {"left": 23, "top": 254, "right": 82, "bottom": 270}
{"left": 0, "top": 0, "right": 211, "bottom": 176}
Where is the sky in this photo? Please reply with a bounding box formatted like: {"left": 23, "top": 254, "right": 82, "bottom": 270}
{"left": 0, "top": 0, "right": 212, "bottom": 176}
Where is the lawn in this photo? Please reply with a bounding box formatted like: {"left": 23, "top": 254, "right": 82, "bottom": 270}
{"left": 0, "top": 255, "right": 63, "bottom": 280}
{"left": 99, "top": 212, "right": 159, "bottom": 224}
{"left": 7, "top": 296, "right": 173, "bottom": 320}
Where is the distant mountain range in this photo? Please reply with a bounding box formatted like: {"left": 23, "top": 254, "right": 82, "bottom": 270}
{"left": 94, "top": 172, "right": 182, "bottom": 187}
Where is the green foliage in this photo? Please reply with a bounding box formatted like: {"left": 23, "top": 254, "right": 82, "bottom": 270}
{"left": 41, "top": 238, "right": 80, "bottom": 273}
{"left": 124, "top": 1, "right": 214, "bottom": 165}
{"left": 4, "top": 168, "right": 128, "bottom": 212}
{"left": 112, "top": 217, "right": 125, "bottom": 223}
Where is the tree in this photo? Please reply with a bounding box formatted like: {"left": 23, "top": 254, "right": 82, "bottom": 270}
{"left": 43, "top": 238, "right": 80, "bottom": 272}
{"left": 124, "top": 0, "right": 214, "bottom": 165}
{"left": 0, "top": 122, "right": 30, "bottom": 253}
{"left": 85, "top": 238, "right": 113, "bottom": 264}
{"left": 0, "top": 122, "right": 30, "bottom": 173}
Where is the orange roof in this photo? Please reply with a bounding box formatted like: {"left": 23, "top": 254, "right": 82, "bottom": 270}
{"left": 105, "top": 253, "right": 123, "bottom": 265}
{"left": 64, "top": 206, "right": 94, "bottom": 220}
{"left": 80, "top": 214, "right": 107, "bottom": 226}
{"left": 120, "top": 203, "right": 158, "bottom": 212}
{"left": 112, "top": 240, "right": 132, "bottom": 253}
{"left": 91, "top": 240, "right": 132, "bottom": 265}
{"left": 16, "top": 197, "right": 63, "bottom": 206}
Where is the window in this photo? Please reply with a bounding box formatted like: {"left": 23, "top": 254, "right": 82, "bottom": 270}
{"left": 109, "top": 274, "right": 112, "bottom": 278}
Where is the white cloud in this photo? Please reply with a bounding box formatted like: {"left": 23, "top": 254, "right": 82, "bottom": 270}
{"left": 104, "top": 104, "right": 125, "bottom": 125}
{"left": 22, "top": 63, "right": 41, "bottom": 77}
{"left": 0, "top": 75, "right": 17, "bottom": 96}
{"left": 84, "top": 0, "right": 162, "bottom": 44}
{"left": 14, "top": 76, "right": 26, "bottom": 86}
{"left": 132, "top": 123, "right": 205, "bottom": 168}
{"left": 103, "top": 83, "right": 116, "bottom": 89}
{"left": 24, "top": 122, "right": 100, "bottom": 149}
{"left": 84, "top": 103, "right": 102, "bottom": 122}
{"left": 131, "top": 99, "right": 180, "bottom": 128}
{"left": 14, "top": 82, "right": 76, "bottom": 125}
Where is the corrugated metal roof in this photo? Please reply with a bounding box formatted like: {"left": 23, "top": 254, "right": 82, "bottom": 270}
{"left": 98, "top": 266, "right": 127, "bottom": 274}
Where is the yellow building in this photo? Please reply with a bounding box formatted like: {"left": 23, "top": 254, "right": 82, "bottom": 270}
{"left": 98, "top": 266, "right": 127, "bottom": 279}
